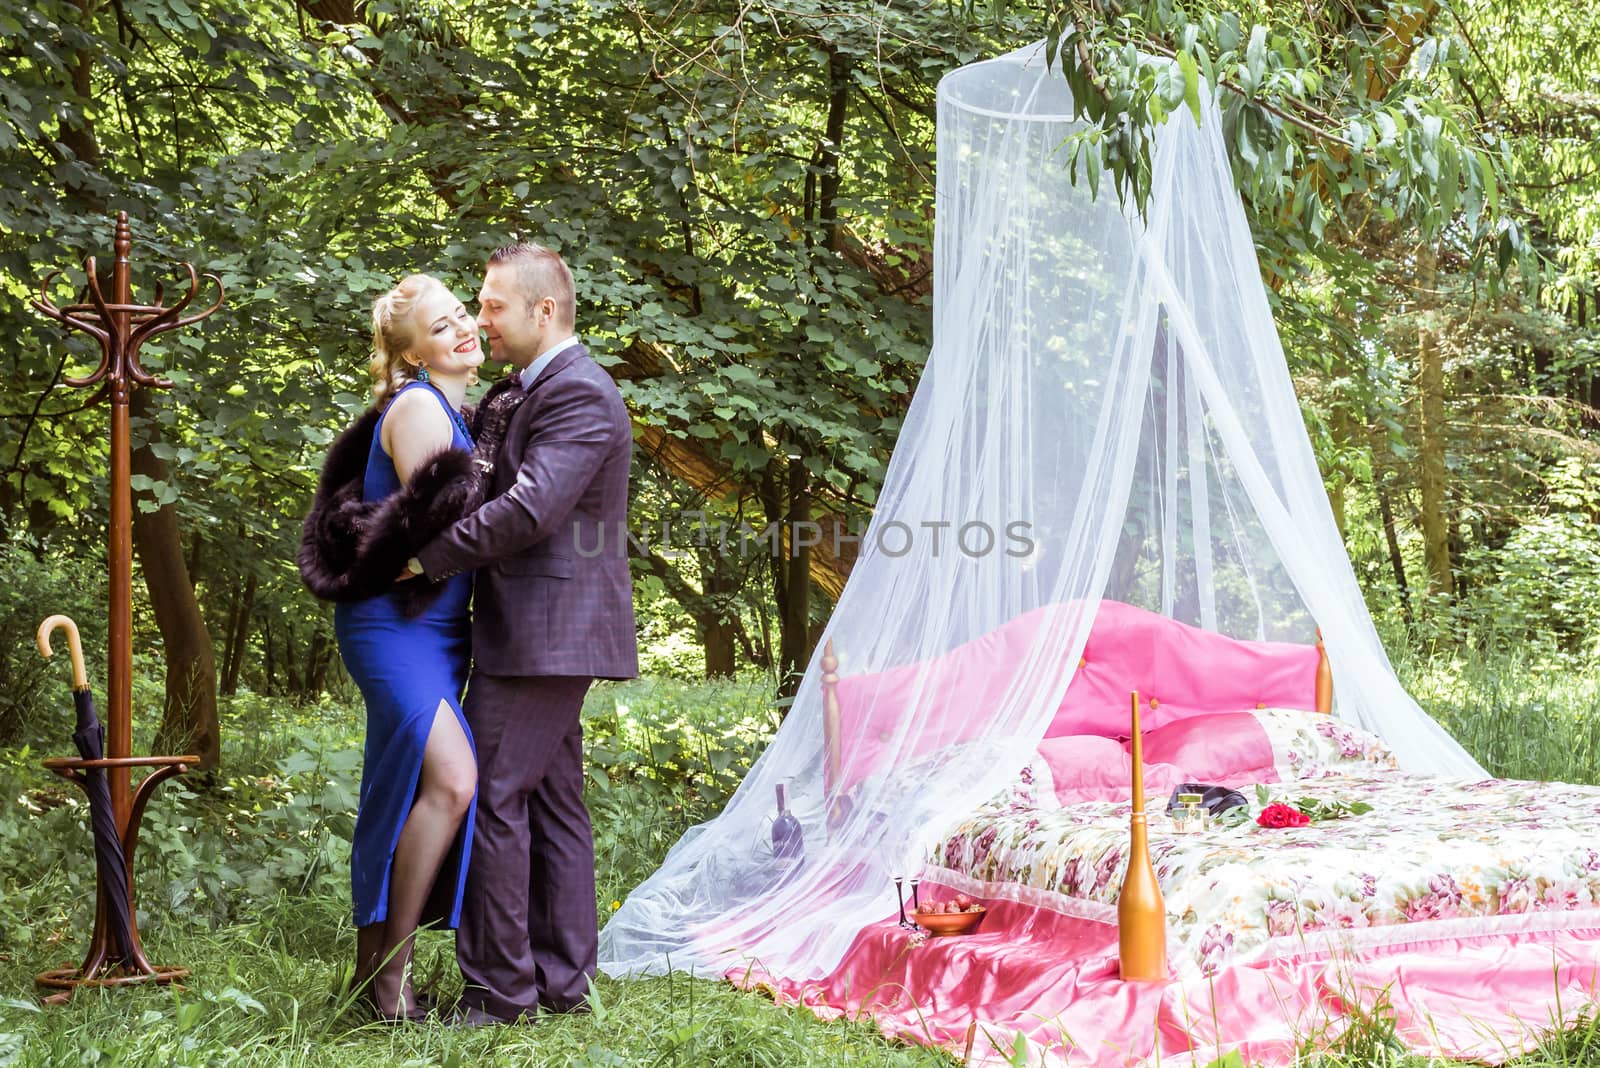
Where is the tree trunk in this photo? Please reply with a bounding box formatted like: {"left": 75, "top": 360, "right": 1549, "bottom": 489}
{"left": 818, "top": 48, "right": 850, "bottom": 252}
{"left": 262, "top": 615, "right": 275, "bottom": 695}
{"left": 701, "top": 556, "right": 737, "bottom": 679}
{"left": 1376, "top": 477, "right": 1414, "bottom": 628}
{"left": 777, "top": 461, "right": 813, "bottom": 700}
{"left": 222, "top": 572, "right": 257, "bottom": 695}
{"left": 703, "top": 621, "right": 737, "bottom": 679}
{"left": 634, "top": 541, "right": 744, "bottom": 679}
{"left": 1327, "top": 480, "right": 1346, "bottom": 543}
{"left": 59, "top": 0, "right": 107, "bottom": 210}
{"left": 1585, "top": 288, "right": 1600, "bottom": 429}
{"left": 1448, "top": 518, "right": 1469, "bottom": 599}
{"left": 1415, "top": 242, "right": 1453, "bottom": 598}
{"left": 303, "top": 624, "right": 326, "bottom": 696}
{"left": 186, "top": 531, "right": 204, "bottom": 587}
{"left": 733, "top": 615, "right": 764, "bottom": 668}
{"left": 755, "top": 596, "right": 774, "bottom": 684}
{"left": 130, "top": 390, "right": 220, "bottom": 769}
{"left": 1327, "top": 406, "right": 1355, "bottom": 543}
{"left": 220, "top": 585, "right": 240, "bottom": 685}
{"left": 308, "top": 623, "right": 334, "bottom": 694}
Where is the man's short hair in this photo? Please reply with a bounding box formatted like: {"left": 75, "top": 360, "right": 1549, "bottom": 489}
{"left": 487, "top": 243, "right": 576, "bottom": 325}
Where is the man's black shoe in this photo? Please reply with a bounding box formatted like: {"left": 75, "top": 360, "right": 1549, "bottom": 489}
{"left": 445, "top": 1005, "right": 521, "bottom": 1029}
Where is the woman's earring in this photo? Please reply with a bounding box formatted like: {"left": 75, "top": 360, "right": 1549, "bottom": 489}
{"left": 415, "top": 365, "right": 431, "bottom": 383}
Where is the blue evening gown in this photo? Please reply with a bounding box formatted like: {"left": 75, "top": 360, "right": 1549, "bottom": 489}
{"left": 333, "top": 381, "right": 476, "bottom": 928}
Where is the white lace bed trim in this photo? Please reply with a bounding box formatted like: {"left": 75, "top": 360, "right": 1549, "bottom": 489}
{"left": 919, "top": 865, "right": 1600, "bottom": 975}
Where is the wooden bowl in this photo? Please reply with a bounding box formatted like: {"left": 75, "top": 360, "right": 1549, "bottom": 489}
{"left": 915, "top": 906, "right": 986, "bottom": 936}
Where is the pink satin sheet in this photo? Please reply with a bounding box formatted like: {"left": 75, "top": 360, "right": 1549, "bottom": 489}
{"left": 1037, "top": 713, "right": 1280, "bottom": 804}
{"left": 732, "top": 880, "right": 1600, "bottom": 1066}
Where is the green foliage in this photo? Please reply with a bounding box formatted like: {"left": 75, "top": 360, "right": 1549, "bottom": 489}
{"left": 1396, "top": 642, "right": 1600, "bottom": 785}
{"left": 587, "top": 676, "right": 777, "bottom": 905}
{"left": 1456, "top": 458, "right": 1600, "bottom": 659}
{"left": 633, "top": 616, "right": 709, "bottom": 679}
{"left": 0, "top": 0, "right": 980, "bottom": 692}
{"left": 1040, "top": 2, "right": 1518, "bottom": 269}
{"left": 0, "top": 531, "right": 106, "bottom": 745}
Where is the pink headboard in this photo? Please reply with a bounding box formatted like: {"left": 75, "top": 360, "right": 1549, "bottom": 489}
{"left": 1057, "top": 600, "right": 1323, "bottom": 736}
{"left": 821, "top": 600, "right": 1327, "bottom": 803}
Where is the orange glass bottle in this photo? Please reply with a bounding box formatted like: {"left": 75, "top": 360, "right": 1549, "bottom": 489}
{"left": 1119, "top": 690, "right": 1169, "bottom": 981}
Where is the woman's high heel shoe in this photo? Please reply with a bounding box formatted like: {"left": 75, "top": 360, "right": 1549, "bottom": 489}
{"left": 361, "top": 987, "right": 432, "bottom": 1024}
{"left": 351, "top": 973, "right": 434, "bottom": 1023}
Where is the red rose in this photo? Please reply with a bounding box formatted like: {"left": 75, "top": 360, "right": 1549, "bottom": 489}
{"left": 1257, "top": 802, "right": 1310, "bottom": 829}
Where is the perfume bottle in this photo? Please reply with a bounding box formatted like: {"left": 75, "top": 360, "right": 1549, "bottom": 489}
{"left": 772, "top": 783, "right": 804, "bottom": 860}
{"left": 1175, "top": 792, "right": 1204, "bottom": 834}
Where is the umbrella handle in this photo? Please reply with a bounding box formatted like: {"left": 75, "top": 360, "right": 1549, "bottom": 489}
{"left": 37, "top": 614, "right": 89, "bottom": 691}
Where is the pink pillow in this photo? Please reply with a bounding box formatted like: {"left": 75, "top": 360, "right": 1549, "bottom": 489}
{"left": 1141, "top": 712, "right": 1279, "bottom": 785}
{"left": 1035, "top": 735, "right": 1186, "bottom": 804}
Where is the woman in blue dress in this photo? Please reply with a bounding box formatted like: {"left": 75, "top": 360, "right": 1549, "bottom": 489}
{"left": 333, "top": 274, "right": 484, "bottom": 1021}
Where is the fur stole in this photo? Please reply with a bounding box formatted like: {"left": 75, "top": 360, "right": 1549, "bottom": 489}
{"left": 297, "top": 407, "right": 487, "bottom": 618}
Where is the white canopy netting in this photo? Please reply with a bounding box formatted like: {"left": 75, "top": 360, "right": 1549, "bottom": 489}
{"left": 598, "top": 41, "right": 1485, "bottom": 982}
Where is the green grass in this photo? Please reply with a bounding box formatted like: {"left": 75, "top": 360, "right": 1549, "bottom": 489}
{"left": 0, "top": 919, "right": 945, "bottom": 1067}
{"left": 1, "top": 660, "right": 1598, "bottom": 1066}
{"left": 1395, "top": 646, "right": 1600, "bottom": 784}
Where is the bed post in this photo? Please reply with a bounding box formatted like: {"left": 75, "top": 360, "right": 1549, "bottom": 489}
{"left": 1315, "top": 629, "right": 1333, "bottom": 714}
{"left": 821, "top": 639, "right": 842, "bottom": 824}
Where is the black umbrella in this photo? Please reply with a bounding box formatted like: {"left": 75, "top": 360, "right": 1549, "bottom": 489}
{"left": 39, "top": 616, "right": 137, "bottom": 969}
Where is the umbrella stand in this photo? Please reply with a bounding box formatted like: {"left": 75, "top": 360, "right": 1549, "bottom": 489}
{"left": 36, "top": 617, "right": 198, "bottom": 1003}
{"left": 30, "top": 213, "right": 220, "bottom": 1004}
{"left": 35, "top": 755, "right": 196, "bottom": 999}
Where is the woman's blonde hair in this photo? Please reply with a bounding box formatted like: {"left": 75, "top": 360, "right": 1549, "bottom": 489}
{"left": 369, "top": 273, "right": 450, "bottom": 406}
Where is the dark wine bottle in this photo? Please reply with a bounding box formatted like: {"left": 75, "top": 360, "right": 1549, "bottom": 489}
{"left": 772, "top": 783, "right": 804, "bottom": 860}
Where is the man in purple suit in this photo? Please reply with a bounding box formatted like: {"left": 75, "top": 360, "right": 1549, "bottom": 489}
{"left": 410, "top": 243, "right": 638, "bottom": 1023}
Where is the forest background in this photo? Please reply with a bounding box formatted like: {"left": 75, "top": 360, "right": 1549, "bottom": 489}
{"left": 1, "top": 0, "right": 1599, "bottom": 1063}
{"left": 1, "top": 0, "right": 1596, "bottom": 764}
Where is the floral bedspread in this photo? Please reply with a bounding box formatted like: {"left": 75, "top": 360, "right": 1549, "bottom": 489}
{"left": 929, "top": 717, "right": 1600, "bottom": 976}
{"left": 1253, "top": 705, "right": 1399, "bottom": 778}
